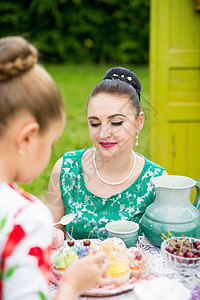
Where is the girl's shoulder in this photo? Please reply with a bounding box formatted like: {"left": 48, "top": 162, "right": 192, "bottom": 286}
{"left": 0, "top": 183, "right": 52, "bottom": 231}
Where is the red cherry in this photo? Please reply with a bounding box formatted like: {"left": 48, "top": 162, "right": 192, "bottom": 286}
{"left": 176, "top": 252, "right": 185, "bottom": 263}
{"left": 196, "top": 245, "right": 200, "bottom": 250}
{"left": 175, "top": 242, "right": 181, "bottom": 249}
{"left": 186, "top": 251, "right": 195, "bottom": 258}
{"left": 185, "top": 242, "right": 192, "bottom": 248}
{"left": 193, "top": 241, "right": 200, "bottom": 248}
{"left": 165, "top": 246, "right": 175, "bottom": 254}
{"left": 83, "top": 240, "right": 91, "bottom": 246}
{"left": 181, "top": 246, "right": 189, "bottom": 254}
{"left": 171, "top": 238, "right": 178, "bottom": 242}
{"left": 177, "top": 252, "right": 184, "bottom": 257}
{"left": 67, "top": 239, "right": 75, "bottom": 247}
{"left": 196, "top": 251, "right": 200, "bottom": 257}
{"left": 135, "top": 253, "right": 142, "bottom": 260}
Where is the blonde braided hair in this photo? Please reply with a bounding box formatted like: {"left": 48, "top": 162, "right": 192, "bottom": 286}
{"left": 0, "top": 37, "right": 37, "bottom": 80}
{"left": 0, "top": 36, "right": 65, "bottom": 137}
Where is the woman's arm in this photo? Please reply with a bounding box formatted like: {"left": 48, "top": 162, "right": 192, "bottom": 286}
{"left": 47, "top": 157, "right": 65, "bottom": 225}
{"left": 47, "top": 157, "right": 66, "bottom": 247}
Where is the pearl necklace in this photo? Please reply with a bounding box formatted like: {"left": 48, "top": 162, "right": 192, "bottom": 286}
{"left": 93, "top": 149, "right": 136, "bottom": 186}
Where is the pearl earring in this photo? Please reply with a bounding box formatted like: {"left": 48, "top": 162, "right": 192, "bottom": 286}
{"left": 18, "top": 149, "right": 26, "bottom": 156}
{"left": 135, "top": 131, "right": 139, "bottom": 146}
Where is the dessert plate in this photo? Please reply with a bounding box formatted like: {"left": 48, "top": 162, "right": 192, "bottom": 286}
{"left": 83, "top": 274, "right": 156, "bottom": 297}
{"left": 50, "top": 239, "right": 153, "bottom": 297}
{"left": 82, "top": 279, "right": 136, "bottom": 297}
{"left": 51, "top": 273, "right": 155, "bottom": 297}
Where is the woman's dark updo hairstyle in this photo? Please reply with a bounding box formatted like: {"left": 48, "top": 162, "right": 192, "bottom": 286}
{"left": 88, "top": 66, "right": 141, "bottom": 117}
{"left": 0, "top": 36, "right": 64, "bottom": 137}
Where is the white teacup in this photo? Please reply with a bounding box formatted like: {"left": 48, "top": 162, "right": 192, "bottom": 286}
{"left": 97, "top": 220, "right": 139, "bottom": 248}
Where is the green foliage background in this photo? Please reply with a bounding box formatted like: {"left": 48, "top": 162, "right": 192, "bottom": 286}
{"left": 0, "top": 0, "right": 149, "bottom": 64}
{"left": 1, "top": 0, "right": 150, "bottom": 196}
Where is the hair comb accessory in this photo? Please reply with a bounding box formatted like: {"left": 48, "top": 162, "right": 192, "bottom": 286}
{"left": 107, "top": 73, "right": 135, "bottom": 86}
{"left": 103, "top": 67, "right": 141, "bottom": 101}
{"left": 111, "top": 73, "right": 139, "bottom": 95}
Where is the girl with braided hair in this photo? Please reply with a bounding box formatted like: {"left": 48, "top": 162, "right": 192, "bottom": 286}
{"left": 0, "top": 36, "right": 110, "bottom": 300}
{"left": 48, "top": 66, "right": 167, "bottom": 246}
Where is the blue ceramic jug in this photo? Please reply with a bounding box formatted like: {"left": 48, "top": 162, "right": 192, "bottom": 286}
{"left": 140, "top": 175, "right": 200, "bottom": 246}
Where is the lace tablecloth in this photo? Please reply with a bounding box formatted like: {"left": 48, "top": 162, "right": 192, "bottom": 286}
{"left": 49, "top": 236, "right": 199, "bottom": 299}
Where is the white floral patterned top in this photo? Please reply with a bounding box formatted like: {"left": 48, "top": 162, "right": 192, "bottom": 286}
{"left": 60, "top": 149, "right": 165, "bottom": 239}
{"left": 0, "top": 183, "right": 53, "bottom": 300}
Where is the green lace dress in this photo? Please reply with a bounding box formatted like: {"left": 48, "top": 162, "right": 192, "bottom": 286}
{"left": 60, "top": 148, "right": 165, "bottom": 239}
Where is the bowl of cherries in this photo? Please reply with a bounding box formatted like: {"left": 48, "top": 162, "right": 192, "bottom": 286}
{"left": 161, "top": 236, "right": 200, "bottom": 286}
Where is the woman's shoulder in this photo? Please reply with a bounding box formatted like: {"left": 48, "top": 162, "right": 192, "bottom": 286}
{"left": 145, "top": 157, "right": 164, "bottom": 170}
{"left": 60, "top": 148, "right": 88, "bottom": 179}
{"left": 139, "top": 154, "right": 165, "bottom": 176}
{"left": 62, "top": 148, "right": 87, "bottom": 163}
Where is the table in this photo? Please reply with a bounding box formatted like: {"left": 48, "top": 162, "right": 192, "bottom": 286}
{"left": 50, "top": 235, "right": 200, "bottom": 299}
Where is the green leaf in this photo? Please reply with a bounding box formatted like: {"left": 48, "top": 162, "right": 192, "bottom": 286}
{"left": 4, "top": 265, "right": 18, "bottom": 279}
{"left": 0, "top": 214, "right": 8, "bottom": 231}
{"left": 39, "top": 291, "right": 47, "bottom": 300}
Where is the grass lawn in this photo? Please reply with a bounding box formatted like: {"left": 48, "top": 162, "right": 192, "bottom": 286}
{"left": 20, "top": 63, "right": 149, "bottom": 197}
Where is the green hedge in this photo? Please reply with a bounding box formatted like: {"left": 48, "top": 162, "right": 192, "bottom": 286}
{"left": 0, "top": 0, "right": 149, "bottom": 64}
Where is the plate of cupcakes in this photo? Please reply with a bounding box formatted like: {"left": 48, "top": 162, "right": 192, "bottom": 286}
{"left": 51, "top": 237, "right": 152, "bottom": 297}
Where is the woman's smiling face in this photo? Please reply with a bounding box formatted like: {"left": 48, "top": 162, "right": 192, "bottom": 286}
{"left": 87, "top": 93, "right": 143, "bottom": 157}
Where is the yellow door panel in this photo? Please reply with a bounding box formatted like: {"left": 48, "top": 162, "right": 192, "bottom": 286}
{"left": 150, "top": 0, "right": 200, "bottom": 182}
{"left": 168, "top": 122, "right": 200, "bottom": 180}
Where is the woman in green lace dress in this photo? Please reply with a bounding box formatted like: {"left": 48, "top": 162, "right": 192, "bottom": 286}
{"left": 48, "top": 66, "right": 166, "bottom": 246}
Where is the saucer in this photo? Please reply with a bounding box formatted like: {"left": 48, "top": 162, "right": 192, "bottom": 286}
{"left": 149, "top": 254, "right": 176, "bottom": 278}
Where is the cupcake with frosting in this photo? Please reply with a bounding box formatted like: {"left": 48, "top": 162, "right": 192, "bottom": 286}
{"left": 89, "top": 240, "right": 101, "bottom": 252}
{"left": 77, "top": 244, "right": 90, "bottom": 258}
{"left": 63, "top": 239, "right": 78, "bottom": 253}
{"left": 125, "top": 247, "right": 148, "bottom": 278}
{"left": 106, "top": 253, "right": 130, "bottom": 286}
{"left": 102, "top": 237, "right": 126, "bottom": 256}
{"left": 53, "top": 248, "right": 78, "bottom": 271}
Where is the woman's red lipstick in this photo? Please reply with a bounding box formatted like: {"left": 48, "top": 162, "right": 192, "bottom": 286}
{"left": 100, "top": 142, "right": 116, "bottom": 148}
